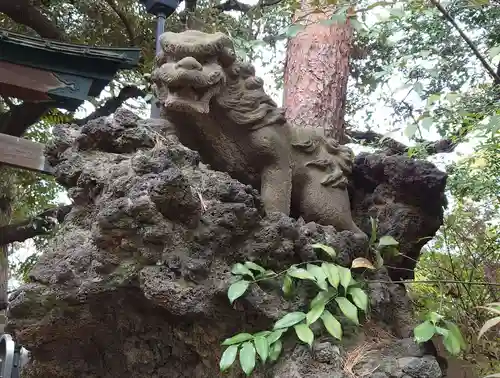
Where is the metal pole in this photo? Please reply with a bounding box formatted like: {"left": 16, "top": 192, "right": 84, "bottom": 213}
{"left": 150, "top": 13, "right": 166, "bottom": 119}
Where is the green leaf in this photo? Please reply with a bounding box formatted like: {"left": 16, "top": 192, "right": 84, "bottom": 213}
{"left": 335, "top": 297, "right": 359, "bottom": 325}
{"left": 254, "top": 336, "right": 269, "bottom": 363}
{"left": 478, "top": 316, "right": 500, "bottom": 339}
{"left": 228, "top": 280, "right": 250, "bottom": 304}
{"left": 307, "top": 264, "right": 328, "bottom": 290}
{"left": 338, "top": 266, "right": 352, "bottom": 290}
{"left": 311, "top": 243, "right": 336, "bottom": 258}
{"left": 321, "top": 310, "right": 342, "bottom": 340}
{"left": 389, "top": 7, "right": 405, "bottom": 18}
{"left": 239, "top": 342, "right": 256, "bottom": 376}
{"left": 231, "top": 263, "right": 254, "bottom": 278}
{"left": 443, "top": 332, "right": 461, "bottom": 356}
{"left": 244, "top": 261, "right": 266, "bottom": 274}
{"left": 274, "top": 312, "right": 307, "bottom": 330}
{"left": 306, "top": 302, "right": 325, "bottom": 325}
{"left": 378, "top": 235, "right": 399, "bottom": 248}
{"left": 282, "top": 275, "right": 294, "bottom": 297}
{"left": 221, "top": 333, "right": 254, "bottom": 346}
{"left": 427, "top": 93, "right": 441, "bottom": 106}
{"left": 288, "top": 267, "right": 316, "bottom": 281}
{"left": 348, "top": 287, "right": 369, "bottom": 311}
{"left": 420, "top": 117, "right": 434, "bottom": 131}
{"left": 294, "top": 323, "right": 314, "bottom": 347}
{"left": 435, "top": 326, "right": 449, "bottom": 337}
{"left": 254, "top": 331, "right": 271, "bottom": 338}
{"left": 427, "top": 312, "right": 444, "bottom": 325}
{"left": 220, "top": 345, "right": 238, "bottom": 372}
{"left": 404, "top": 123, "right": 418, "bottom": 138}
{"left": 444, "top": 321, "right": 466, "bottom": 350}
{"left": 286, "top": 24, "right": 305, "bottom": 38}
{"left": 322, "top": 263, "right": 340, "bottom": 288}
{"left": 310, "top": 289, "right": 337, "bottom": 309}
{"left": 414, "top": 321, "right": 436, "bottom": 343}
{"left": 488, "top": 45, "right": 500, "bottom": 60}
{"left": 267, "top": 329, "right": 287, "bottom": 344}
{"left": 413, "top": 82, "right": 424, "bottom": 96}
{"left": 269, "top": 340, "right": 282, "bottom": 362}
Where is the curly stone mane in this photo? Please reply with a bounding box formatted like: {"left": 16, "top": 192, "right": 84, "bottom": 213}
{"left": 215, "top": 59, "right": 354, "bottom": 189}
{"left": 214, "top": 61, "right": 288, "bottom": 131}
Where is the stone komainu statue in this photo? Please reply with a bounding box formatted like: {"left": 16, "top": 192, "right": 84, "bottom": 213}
{"left": 151, "top": 30, "right": 365, "bottom": 239}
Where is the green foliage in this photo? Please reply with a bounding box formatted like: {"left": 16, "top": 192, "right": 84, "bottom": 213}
{"left": 221, "top": 244, "right": 370, "bottom": 375}
{"left": 413, "top": 312, "right": 467, "bottom": 356}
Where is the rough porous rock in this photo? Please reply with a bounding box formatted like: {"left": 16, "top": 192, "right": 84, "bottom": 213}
{"left": 7, "top": 109, "right": 446, "bottom": 378}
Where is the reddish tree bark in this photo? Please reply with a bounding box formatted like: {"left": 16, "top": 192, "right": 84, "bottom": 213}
{"left": 283, "top": 4, "right": 353, "bottom": 143}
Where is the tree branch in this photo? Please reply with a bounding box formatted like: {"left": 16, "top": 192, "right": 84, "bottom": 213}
{"left": 430, "top": 0, "right": 500, "bottom": 84}
{"left": 0, "top": 0, "right": 66, "bottom": 40}
{"left": 214, "top": 0, "right": 282, "bottom": 13}
{"left": 102, "top": 0, "right": 136, "bottom": 46}
{"left": 346, "top": 129, "right": 458, "bottom": 156}
{"left": 74, "top": 85, "right": 146, "bottom": 126}
{"left": 0, "top": 204, "right": 71, "bottom": 246}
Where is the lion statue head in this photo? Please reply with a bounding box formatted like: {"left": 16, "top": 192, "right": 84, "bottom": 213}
{"left": 151, "top": 30, "right": 286, "bottom": 130}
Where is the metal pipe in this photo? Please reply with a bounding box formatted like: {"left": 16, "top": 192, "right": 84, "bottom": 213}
{"left": 150, "top": 13, "right": 166, "bottom": 119}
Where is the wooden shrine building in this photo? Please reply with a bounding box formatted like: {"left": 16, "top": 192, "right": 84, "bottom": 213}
{"left": 0, "top": 28, "right": 141, "bottom": 174}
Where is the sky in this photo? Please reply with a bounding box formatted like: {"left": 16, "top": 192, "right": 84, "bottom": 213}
{"left": 8, "top": 0, "right": 497, "bottom": 289}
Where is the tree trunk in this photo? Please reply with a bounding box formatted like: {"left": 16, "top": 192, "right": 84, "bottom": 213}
{"left": 283, "top": 4, "right": 353, "bottom": 143}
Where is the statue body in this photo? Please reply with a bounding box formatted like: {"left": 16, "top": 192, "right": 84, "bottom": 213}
{"left": 152, "top": 30, "right": 365, "bottom": 238}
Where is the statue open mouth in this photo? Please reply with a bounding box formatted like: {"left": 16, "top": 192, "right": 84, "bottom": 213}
{"left": 163, "top": 82, "right": 220, "bottom": 114}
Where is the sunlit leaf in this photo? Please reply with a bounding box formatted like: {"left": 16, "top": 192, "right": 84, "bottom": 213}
{"left": 267, "top": 329, "right": 287, "bottom": 344}
{"left": 338, "top": 266, "right": 352, "bottom": 290}
{"left": 282, "top": 275, "right": 294, "bottom": 297}
{"left": 311, "top": 243, "right": 336, "bottom": 258}
{"left": 414, "top": 321, "right": 436, "bottom": 343}
{"left": 404, "top": 123, "right": 418, "bottom": 138}
{"left": 254, "top": 336, "right": 269, "bottom": 363}
{"left": 231, "top": 263, "right": 254, "bottom": 278}
{"left": 306, "top": 302, "right": 325, "bottom": 325}
{"left": 310, "top": 289, "right": 337, "bottom": 309}
{"left": 244, "top": 261, "right": 266, "bottom": 274}
{"left": 478, "top": 316, "right": 500, "bottom": 339}
{"left": 321, "top": 310, "right": 342, "bottom": 340}
{"left": 220, "top": 345, "right": 238, "bottom": 372}
{"left": 294, "top": 323, "right": 314, "bottom": 346}
{"left": 222, "top": 333, "right": 253, "bottom": 346}
{"left": 378, "top": 235, "right": 399, "bottom": 248}
{"left": 228, "top": 280, "right": 250, "bottom": 304}
{"left": 443, "top": 332, "right": 461, "bottom": 356}
{"left": 239, "top": 342, "right": 256, "bottom": 376}
{"left": 420, "top": 117, "right": 434, "bottom": 131}
{"left": 322, "top": 263, "right": 340, "bottom": 289}
{"left": 269, "top": 340, "right": 283, "bottom": 362}
{"left": 274, "top": 312, "right": 307, "bottom": 329}
{"left": 307, "top": 264, "right": 328, "bottom": 290}
{"left": 335, "top": 297, "right": 359, "bottom": 325}
{"left": 348, "top": 287, "right": 369, "bottom": 311}
{"left": 288, "top": 267, "right": 316, "bottom": 281}
{"left": 488, "top": 45, "right": 500, "bottom": 59}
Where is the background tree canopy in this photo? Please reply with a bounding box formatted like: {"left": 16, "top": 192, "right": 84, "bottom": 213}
{"left": 0, "top": 0, "right": 498, "bottom": 375}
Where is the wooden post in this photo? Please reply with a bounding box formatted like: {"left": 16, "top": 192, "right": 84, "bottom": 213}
{"left": 0, "top": 133, "right": 52, "bottom": 174}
